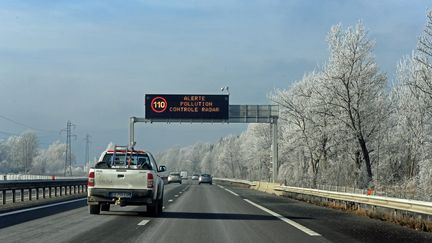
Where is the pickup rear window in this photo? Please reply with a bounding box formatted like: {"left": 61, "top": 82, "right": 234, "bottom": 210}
{"left": 100, "top": 153, "right": 153, "bottom": 170}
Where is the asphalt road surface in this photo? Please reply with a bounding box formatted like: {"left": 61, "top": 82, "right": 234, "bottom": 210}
{"left": 1, "top": 180, "right": 431, "bottom": 243}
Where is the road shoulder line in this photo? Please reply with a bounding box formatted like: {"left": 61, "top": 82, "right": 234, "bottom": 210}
{"left": 138, "top": 219, "right": 150, "bottom": 226}
{"left": 224, "top": 188, "right": 239, "bottom": 196}
{"left": 244, "top": 199, "right": 321, "bottom": 236}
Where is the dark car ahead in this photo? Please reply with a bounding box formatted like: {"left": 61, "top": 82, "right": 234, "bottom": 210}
{"left": 198, "top": 174, "right": 212, "bottom": 185}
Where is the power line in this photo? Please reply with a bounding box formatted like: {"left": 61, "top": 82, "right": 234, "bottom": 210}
{"left": 0, "top": 130, "right": 19, "bottom": 136}
{"left": 84, "top": 134, "right": 91, "bottom": 168}
{"left": 0, "top": 114, "right": 58, "bottom": 133}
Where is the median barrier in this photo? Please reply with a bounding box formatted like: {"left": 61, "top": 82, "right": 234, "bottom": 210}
{"left": 0, "top": 179, "right": 88, "bottom": 206}
{"left": 0, "top": 174, "right": 87, "bottom": 181}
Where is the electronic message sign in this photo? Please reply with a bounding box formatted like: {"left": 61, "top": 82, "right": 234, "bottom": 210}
{"left": 145, "top": 94, "right": 229, "bottom": 120}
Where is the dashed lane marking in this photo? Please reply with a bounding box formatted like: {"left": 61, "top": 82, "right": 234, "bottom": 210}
{"left": 0, "top": 198, "right": 87, "bottom": 217}
{"left": 174, "top": 195, "right": 179, "bottom": 197}
{"left": 224, "top": 188, "right": 239, "bottom": 196}
{"left": 168, "top": 199, "right": 173, "bottom": 202}
{"left": 138, "top": 219, "right": 150, "bottom": 226}
{"left": 244, "top": 199, "right": 321, "bottom": 237}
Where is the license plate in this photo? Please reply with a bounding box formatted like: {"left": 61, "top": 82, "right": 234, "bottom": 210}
{"left": 110, "top": 192, "right": 132, "bottom": 198}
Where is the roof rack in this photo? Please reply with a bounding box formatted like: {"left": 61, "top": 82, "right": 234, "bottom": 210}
{"left": 108, "top": 145, "right": 147, "bottom": 168}
{"left": 110, "top": 145, "right": 131, "bottom": 167}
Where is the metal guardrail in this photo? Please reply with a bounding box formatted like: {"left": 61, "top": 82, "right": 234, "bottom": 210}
{"left": 215, "top": 178, "right": 432, "bottom": 216}
{"left": 0, "top": 174, "right": 86, "bottom": 181}
{"left": 0, "top": 179, "right": 88, "bottom": 205}
{"left": 214, "top": 178, "right": 257, "bottom": 186}
{"left": 274, "top": 185, "right": 432, "bottom": 216}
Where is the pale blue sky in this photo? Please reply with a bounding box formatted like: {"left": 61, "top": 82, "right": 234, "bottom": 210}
{"left": 0, "top": 0, "right": 429, "bottom": 162}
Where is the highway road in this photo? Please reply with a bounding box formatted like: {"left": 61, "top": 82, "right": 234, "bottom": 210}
{"left": 1, "top": 181, "right": 432, "bottom": 243}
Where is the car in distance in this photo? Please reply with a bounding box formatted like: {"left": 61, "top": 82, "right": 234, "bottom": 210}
{"left": 168, "top": 172, "right": 182, "bottom": 184}
{"left": 180, "top": 171, "right": 188, "bottom": 180}
{"left": 191, "top": 174, "right": 199, "bottom": 180}
{"left": 198, "top": 174, "right": 212, "bottom": 185}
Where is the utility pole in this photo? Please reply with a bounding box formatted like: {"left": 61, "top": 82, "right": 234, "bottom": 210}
{"left": 84, "top": 134, "right": 91, "bottom": 169}
{"left": 271, "top": 117, "right": 278, "bottom": 183}
{"left": 61, "top": 121, "right": 76, "bottom": 176}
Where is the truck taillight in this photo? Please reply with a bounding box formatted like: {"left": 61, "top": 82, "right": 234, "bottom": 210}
{"left": 147, "top": 173, "right": 154, "bottom": 188}
{"left": 88, "top": 171, "right": 95, "bottom": 187}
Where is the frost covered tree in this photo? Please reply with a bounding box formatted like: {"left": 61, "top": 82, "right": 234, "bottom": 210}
{"left": 272, "top": 72, "right": 331, "bottom": 187}
{"left": 31, "top": 141, "right": 76, "bottom": 175}
{"left": 214, "top": 135, "right": 242, "bottom": 178}
{"left": 319, "top": 23, "right": 388, "bottom": 187}
{"left": 20, "top": 132, "right": 39, "bottom": 173}
{"left": 240, "top": 124, "right": 272, "bottom": 181}
{"left": 156, "top": 143, "right": 214, "bottom": 174}
{"left": 390, "top": 56, "right": 431, "bottom": 182}
{"left": 386, "top": 10, "right": 432, "bottom": 199}
{"left": 3, "top": 132, "right": 39, "bottom": 173}
{"left": 411, "top": 10, "right": 432, "bottom": 106}
{"left": 200, "top": 148, "right": 215, "bottom": 174}
{"left": 0, "top": 141, "right": 10, "bottom": 173}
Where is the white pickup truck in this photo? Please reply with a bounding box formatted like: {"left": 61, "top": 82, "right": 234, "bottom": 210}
{"left": 87, "top": 146, "right": 166, "bottom": 216}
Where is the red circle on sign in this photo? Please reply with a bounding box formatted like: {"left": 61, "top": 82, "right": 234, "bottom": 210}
{"left": 151, "top": 97, "right": 168, "bottom": 113}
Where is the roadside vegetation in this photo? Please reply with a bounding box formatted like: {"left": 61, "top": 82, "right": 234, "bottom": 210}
{"left": 158, "top": 11, "right": 432, "bottom": 201}
{"left": 0, "top": 132, "right": 85, "bottom": 175}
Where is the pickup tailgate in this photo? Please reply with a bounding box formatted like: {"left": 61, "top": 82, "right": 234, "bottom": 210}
{"left": 93, "top": 169, "right": 148, "bottom": 190}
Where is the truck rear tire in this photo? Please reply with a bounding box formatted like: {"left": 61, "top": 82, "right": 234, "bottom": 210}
{"left": 148, "top": 197, "right": 162, "bottom": 217}
{"left": 158, "top": 196, "right": 163, "bottom": 214}
{"left": 147, "top": 203, "right": 157, "bottom": 216}
{"left": 89, "top": 204, "right": 100, "bottom": 215}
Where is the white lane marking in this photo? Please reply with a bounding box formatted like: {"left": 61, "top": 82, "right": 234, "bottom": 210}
{"left": 217, "top": 185, "right": 225, "bottom": 189}
{"left": 244, "top": 199, "right": 321, "bottom": 236}
{"left": 174, "top": 195, "right": 179, "bottom": 197}
{"left": 168, "top": 199, "right": 173, "bottom": 202}
{"left": 179, "top": 192, "right": 182, "bottom": 194}
{"left": 224, "top": 188, "right": 239, "bottom": 196}
{"left": 0, "top": 198, "right": 87, "bottom": 217}
{"left": 138, "top": 219, "right": 150, "bottom": 226}
{"left": 162, "top": 206, "right": 165, "bottom": 209}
